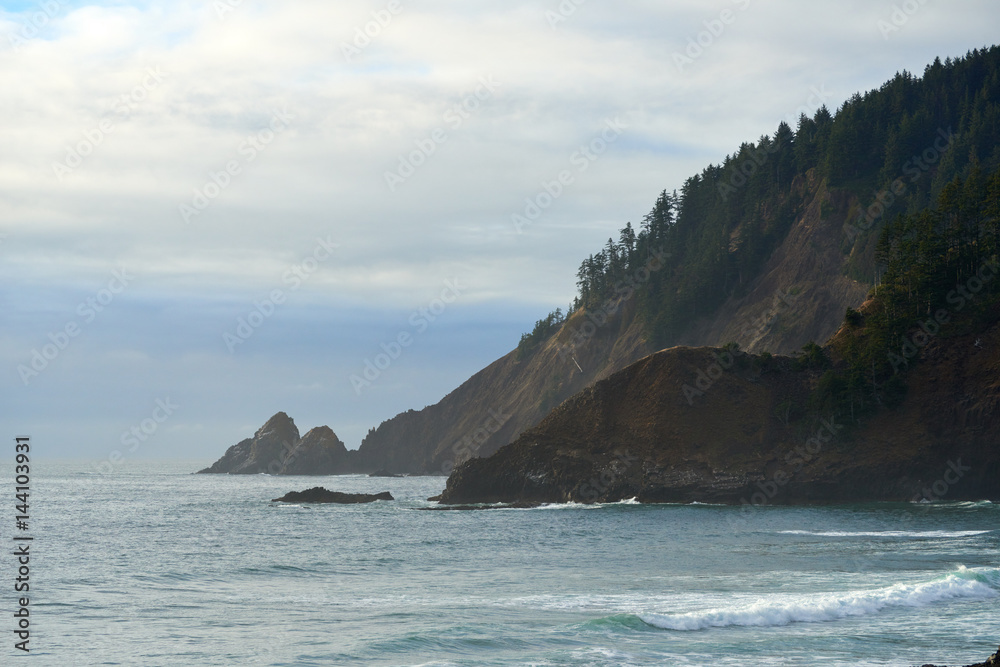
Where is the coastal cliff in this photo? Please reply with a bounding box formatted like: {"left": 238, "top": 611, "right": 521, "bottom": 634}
{"left": 200, "top": 48, "right": 1000, "bottom": 481}
{"left": 438, "top": 319, "right": 1000, "bottom": 505}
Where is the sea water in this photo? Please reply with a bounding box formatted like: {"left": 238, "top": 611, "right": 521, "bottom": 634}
{"left": 9, "top": 460, "right": 998, "bottom": 666}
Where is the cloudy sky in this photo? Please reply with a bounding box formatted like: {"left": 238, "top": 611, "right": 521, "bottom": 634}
{"left": 1, "top": 0, "right": 997, "bottom": 464}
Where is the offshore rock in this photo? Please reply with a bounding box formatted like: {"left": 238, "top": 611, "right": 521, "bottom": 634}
{"left": 198, "top": 413, "right": 353, "bottom": 475}
{"left": 919, "top": 644, "right": 1000, "bottom": 666}
{"left": 271, "top": 487, "right": 394, "bottom": 504}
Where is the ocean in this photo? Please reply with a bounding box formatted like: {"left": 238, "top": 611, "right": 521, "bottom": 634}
{"left": 11, "top": 460, "right": 998, "bottom": 666}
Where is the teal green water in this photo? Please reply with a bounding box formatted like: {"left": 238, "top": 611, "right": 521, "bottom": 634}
{"left": 13, "top": 461, "right": 998, "bottom": 665}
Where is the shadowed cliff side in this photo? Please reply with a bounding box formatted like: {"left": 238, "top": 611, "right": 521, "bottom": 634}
{"left": 201, "top": 49, "right": 1000, "bottom": 477}
{"left": 198, "top": 172, "right": 871, "bottom": 477}
{"left": 353, "top": 298, "right": 654, "bottom": 475}
{"left": 353, "top": 171, "right": 870, "bottom": 475}
{"left": 438, "top": 317, "right": 1000, "bottom": 504}
{"left": 198, "top": 413, "right": 353, "bottom": 475}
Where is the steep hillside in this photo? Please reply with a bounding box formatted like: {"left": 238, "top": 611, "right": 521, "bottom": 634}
{"left": 438, "top": 317, "right": 1000, "bottom": 504}
{"left": 351, "top": 49, "right": 1000, "bottom": 474}
{"left": 198, "top": 47, "right": 1000, "bottom": 476}
{"left": 439, "top": 162, "right": 1000, "bottom": 503}
{"left": 354, "top": 298, "right": 654, "bottom": 474}
{"left": 351, "top": 171, "right": 868, "bottom": 474}
{"left": 675, "top": 171, "right": 869, "bottom": 352}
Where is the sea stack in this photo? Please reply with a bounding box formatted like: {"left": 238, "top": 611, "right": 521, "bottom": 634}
{"left": 198, "top": 412, "right": 353, "bottom": 475}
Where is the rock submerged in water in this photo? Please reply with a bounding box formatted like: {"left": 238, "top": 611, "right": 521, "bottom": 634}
{"left": 919, "top": 645, "right": 1000, "bottom": 667}
{"left": 271, "top": 487, "right": 393, "bottom": 504}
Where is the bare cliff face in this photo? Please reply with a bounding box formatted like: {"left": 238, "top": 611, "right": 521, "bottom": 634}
{"left": 678, "top": 172, "right": 870, "bottom": 354}
{"left": 354, "top": 298, "right": 655, "bottom": 474}
{"left": 352, "top": 173, "right": 872, "bottom": 474}
{"left": 438, "top": 321, "right": 1000, "bottom": 505}
{"left": 200, "top": 176, "right": 876, "bottom": 476}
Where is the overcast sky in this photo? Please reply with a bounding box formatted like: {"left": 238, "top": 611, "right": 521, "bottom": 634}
{"left": 1, "top": 0, "right": 997, "bottom": 465}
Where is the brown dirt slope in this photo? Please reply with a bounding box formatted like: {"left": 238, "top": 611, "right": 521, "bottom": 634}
{"left": 354, "top": 298, "right": 655, "bottom": 474}
{"left": 200, "top": 173, "right": 875, "bottom": 476}
{"left": 678, "top": 171, "right": 869, "bottom": 354}
{"left": 354, "top": 173, "right": 873, "bottom": 474}
{"left": 439, "top": 319, "right": 1000, "bottom": 504}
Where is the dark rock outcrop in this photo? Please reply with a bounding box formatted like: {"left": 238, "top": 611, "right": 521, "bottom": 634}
{"left": 271, "top": 487, "right": 393, "bottom": 504}
{"left": 198, "top": 413, "right": 354, "bottom": 475}
{"left": 198, "top": 174, "right": 881, "bottom": 478}
{"left": 335, "top": 167, "right": 875, "bottom": 475}
{"left": 439, "top": 321, "right": 1000, "bottom": 505}
{"left": 353, "top": 299, "right": 654, "bottom": 475}
{"left": 920, "top": 645, "right": 1000, "bottom": 667}
{"left": 281, "top": 426, "right": 350, "bottom": 475}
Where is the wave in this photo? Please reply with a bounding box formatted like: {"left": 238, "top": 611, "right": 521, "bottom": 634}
{"left": 636, "top": 567, "right": 998, "bottom": 632}
{"left": 583, "top": 613, "right": 660, "bottom": 632}
{"left": 779, "top": 530, "right": 991, "bottom": 538}
{"left": 496, "top": 498, "right": 643, "bottom": 511}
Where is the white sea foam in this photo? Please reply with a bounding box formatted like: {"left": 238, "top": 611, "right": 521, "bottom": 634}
{"left": 779, "top": 530, "right": 991, "bottom": 538}
{"left": 497, "top": 499, "right": 643, "bottom": 511}
{"left": 639, "top": 568, "right": 998, "bottom": 631}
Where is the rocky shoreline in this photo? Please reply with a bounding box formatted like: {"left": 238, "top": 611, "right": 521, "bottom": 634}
{"left": 920, "top": 645, "right": 999, "bottom": 667}
{"left": 438, "top": 338, "right": 1000, "bottom": 506}
{"left": 271, "top": 487, "right": 393, "bottom": 504}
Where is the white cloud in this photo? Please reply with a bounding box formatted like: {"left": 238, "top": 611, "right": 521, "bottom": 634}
{"left": 2, "top": 0, "right": 998, "bottom": 457}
